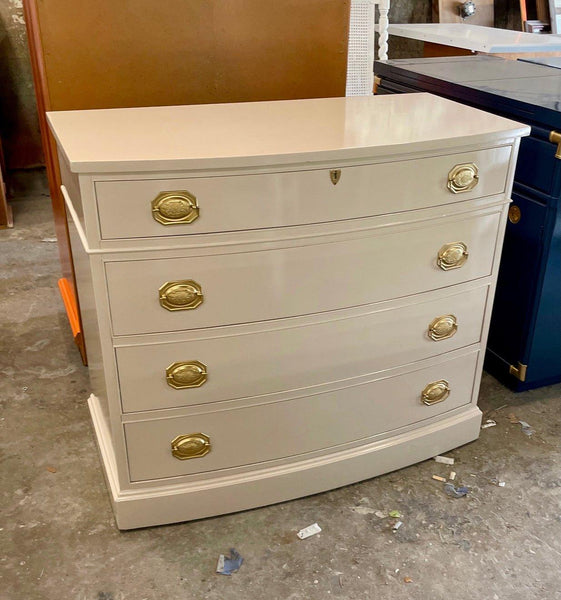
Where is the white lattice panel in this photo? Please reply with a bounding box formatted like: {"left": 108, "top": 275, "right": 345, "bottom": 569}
{"left": 346, "top": 0, "right": 375, "bottom": 96}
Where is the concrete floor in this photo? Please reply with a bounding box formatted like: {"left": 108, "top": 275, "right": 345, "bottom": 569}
{"left": 2, "top": 193, "right": 561, "bottom": 600}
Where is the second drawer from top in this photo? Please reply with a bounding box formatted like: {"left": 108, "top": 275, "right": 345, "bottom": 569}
{"left": 106, "top": 209, "right": 501, "bottom": 336}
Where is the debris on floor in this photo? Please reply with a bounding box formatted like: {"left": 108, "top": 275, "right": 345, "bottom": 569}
{"left": 449, "top": 471, "right": 457, "bottom": 481}
{"left": 481, "top": 419, "right": 497, "bottom": 429}
{"left": 350, "top": 506, "right": 378, "bottom": 515}
{"left": 216, "top": 548, "right": 243, "bottom": 575}
{"left": 483, "top": 404, "right": 508, "bottom": 420}
{"left": 444, "top": 483, "right": 469, "bottom": 498}
{"left": 375, "top": 510, "right": 387, "bottom": 519}
{"left": 297, "top": 523, "right": 322, "bottom": 539}
{"left": 507, "top": 413, "right": 535, "bottom": 436}
{"left": 491, "top": 478, "right": 506, "bottom": 487}
{"left": 388, "top": 510, "right": 401, "bottom": 518}
{"left": 434, "top": 455, "right": 455, "bottom": 465}
{"left": 404, "top": 576, "right": 413, "bottom": 583}
{"left": 392, "top": 520, "right": 403, "bottom": 532}
{"left": 518, "top": 421, "right": 535, "bottom": 436}
{"left": 40, "top": 237, "right": 57, "bottom": 243}
{"left": 432, "top": 475, "right": 447, "bottom": 482}
{"left": 46, "top": 466, "right": 57, "bottom": 473}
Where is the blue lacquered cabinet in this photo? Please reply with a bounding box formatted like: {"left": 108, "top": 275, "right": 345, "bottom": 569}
{"left": 377, "top": 56, "right": 561, "bottom": 391}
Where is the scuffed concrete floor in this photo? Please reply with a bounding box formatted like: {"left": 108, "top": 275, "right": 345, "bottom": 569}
{"left": 1, "top": 193, "right": 561, "bottom": 600}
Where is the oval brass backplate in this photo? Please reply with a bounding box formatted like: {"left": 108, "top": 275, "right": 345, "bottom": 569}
{"left": 171, "top": 433, "right": 211, "bottom": 460}
{"left": 447, "top": 163, "right": 479, "bottom": 194}
{"left": 151, "top": 191, "right": 199, "bottom": 225}
{"left": 437, "top": 242, "right": 469, "bottom": 271}
{"left": 159, "top": 280, "right": 203, "bottom": 311}
{"left": 421, "top": 380, "right": 451, "bottom": 406}
{"left": 428, "top": 314, "right": 458, "bottom": 341}
{"left": 166, "top": 361, "right": 208, "bottom": 389}
{"left": 508, "top": 205, "right": 521, "bottom": 224}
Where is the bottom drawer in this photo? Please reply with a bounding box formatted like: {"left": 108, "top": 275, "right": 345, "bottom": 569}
{"left": 124, "top": 350, "right": 479, "bottom": 482}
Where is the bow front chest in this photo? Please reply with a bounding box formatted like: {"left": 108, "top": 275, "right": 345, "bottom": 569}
{"left": 48, "top": 94, "right": 528, "bottom": 529}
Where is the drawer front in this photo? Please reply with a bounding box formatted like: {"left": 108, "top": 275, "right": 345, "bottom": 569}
{"left": 124, "top": 351, "right": 479, "bottom": 481}
{"left": 116, "top": 286, "right": 487, "bottom": 412}
{"left": 96, "top": 146, "right": 510, "bottom": 240}
{"left": 107, "top": 211, "right": 501, "bottom": 336}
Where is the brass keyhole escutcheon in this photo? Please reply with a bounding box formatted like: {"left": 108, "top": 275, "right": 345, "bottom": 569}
{"left": 159, "top": 280, "right": 203, "bottom": 311}
{"left": 508, "top": 205, "right": 521, "bottom": 224}
{"left": 421, "top": 380, "right": 450, "bottom": 406}
{"left": 437, "top": 242, "right": 469, "bottom": 271}
{"left": 166, "top": 361, "right": 208, "bottom": 389}
{"left": 171, "top": 433, "right": 211, "bottom": 460}
{"left": 152, "top": 191, "right": 199, "bottom": 225}
{"left": 447, "top": 163, "right": 479, "bottom": 194}
{"left": 330, "top": 169, "right": 341, "bottom": 185}
{"left": 428, "top": 314, "right": 458, "bottom": 341}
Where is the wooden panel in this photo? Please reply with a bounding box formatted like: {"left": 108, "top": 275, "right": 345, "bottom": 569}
{"left": 35, "top": 0, "right": 350, "bottom": 111}
{"left": 423, "top": 42, "right": 474, "bottom": 58}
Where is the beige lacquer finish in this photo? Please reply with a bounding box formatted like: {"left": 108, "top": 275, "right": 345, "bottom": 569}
{"left": 48, "top": 95, "right": 529, "bottom": 529}
{"left": 47, "top": 94, "right": 527, "bottom": 173}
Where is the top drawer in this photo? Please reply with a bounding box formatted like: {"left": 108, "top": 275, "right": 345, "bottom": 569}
{"left": 95, "top": 146, "right": 511, "bottom": 240}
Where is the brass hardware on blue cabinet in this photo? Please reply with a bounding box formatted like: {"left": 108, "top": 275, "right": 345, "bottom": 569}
{"left": 550, "top": 131, "right": 561, "bottom": 160}
{"left": 508, "top": 205, "right": 521, "bottom": 224}
{"left": 509, "top": 362, "right": 528, "bottom": 382}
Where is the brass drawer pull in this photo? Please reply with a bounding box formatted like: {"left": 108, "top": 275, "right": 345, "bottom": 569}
{"left": 171, "top": 433, "right": 211, "bottom": 460}
{"left": 159, "top": 280, "right": 203, "bottom": 311}
{"left": 437, "top": 242, "right": 469, "bottom": 271}
{"left": 152, "top": 191, "right": 199, "bottom": 225}
{"left": 421, "top": 380, "right": 450, "bottom": 406}
{"left": 428, "top": 314, "right": 458, "bottom": 341}
{"left": 447, "top": 163, "right": 479, "bottom": 194}
{"left": 166, "top": 361, "right": 207, "bottom": 389}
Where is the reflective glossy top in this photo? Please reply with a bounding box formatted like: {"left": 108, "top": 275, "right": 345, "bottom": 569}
{"left": 48, "top": 94, "right": 528, "bottom": 173}
{"left": 388, "top": 23, "right": 561, "bottom": 53}
{"left": 383, "top": 56, "right": 561, "bottom": 114}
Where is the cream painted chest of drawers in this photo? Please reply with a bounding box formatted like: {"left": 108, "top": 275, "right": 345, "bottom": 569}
{"left": 48, "top": 94, "right": 528, "bottom": 529}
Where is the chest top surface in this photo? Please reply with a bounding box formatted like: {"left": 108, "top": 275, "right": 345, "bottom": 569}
{"left": 47, "top": 94, "right": 528, "bottom": 174}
